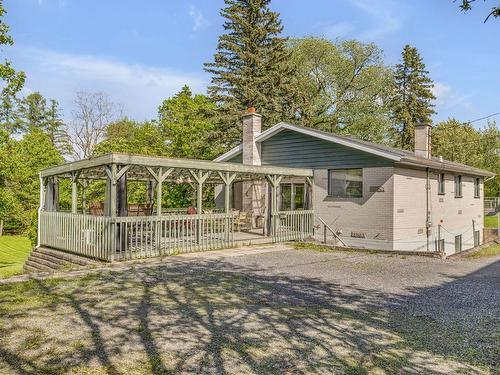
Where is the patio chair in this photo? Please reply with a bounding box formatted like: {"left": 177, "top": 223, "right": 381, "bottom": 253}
{"left": 234, "top": 211, "right": 252, "bottom": 232}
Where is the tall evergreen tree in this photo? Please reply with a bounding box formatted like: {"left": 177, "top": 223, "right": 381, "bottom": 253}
{"left": 204, "top": 0, "right": 294, "bottom": 147}
{"left": 16, "top": 92, "right": 71, "bottom": 155}
{"left": 391, "top": 45, "right": 435, "bottom": 149}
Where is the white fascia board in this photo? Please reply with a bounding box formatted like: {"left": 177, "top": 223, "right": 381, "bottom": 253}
{"left": 213, "top": 144, "right": 243, "bottom": 162}
{"left": 256, "top": 123, "right": 402, "bottom": 162}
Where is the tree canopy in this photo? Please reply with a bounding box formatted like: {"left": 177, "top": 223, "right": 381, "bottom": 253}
{"left": 458, "top": 0, "right": 500, "bottom": 22}
{"left": 432, "top": 118, "right": 500, "bottom": 196}
{"left": 158, "top": 85, "right": 220, "bottom": 160}
{"left": 288, "top": 38, "right": 394, "bottom": 143}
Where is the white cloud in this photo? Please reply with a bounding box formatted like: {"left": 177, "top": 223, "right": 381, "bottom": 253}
{"left": 188, "top": 5, "right": 209, "bottom": 32}
{"left": 36, "top": 0, "right": 67, "bottom": 7}
{"left": 348, "top": 0, "right": 402, "bottom": 41}
{"left": 324, "top": 22, "right": 354, "bottom": 39}
{"left": 13, "top": 47, "right": 208, "bottom": 120}
{"left": 432, "top": 82, "right": 452, "bottom": 102}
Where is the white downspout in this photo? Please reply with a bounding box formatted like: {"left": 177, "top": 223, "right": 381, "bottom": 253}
{"left": 426, "top": 168, "right": 431, "bottom": 251}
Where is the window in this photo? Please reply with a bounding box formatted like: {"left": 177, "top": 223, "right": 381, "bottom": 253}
{"left": 438, "top": 173, "right": 445, "bottom": 195}
{"left": 280, "top": 183, "right": 305, "bottom": 211}
{"left": 455, "top": 234, "right": 462, "bottom": 253}
{"left": 474, "top": 177, "right": 480, "bottom": 198}
{"left": 328, "top": 169, "right": 363, "bottom": 198}
{"left": 454, "top": 175, "right": 462, "bottom": 198}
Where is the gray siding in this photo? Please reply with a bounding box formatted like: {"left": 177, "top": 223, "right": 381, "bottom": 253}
{"left": 260, "top": 130, "right": 393, "bottom": 169}
{"left": 227, "top": 153, "right": 242, "bottom": 163}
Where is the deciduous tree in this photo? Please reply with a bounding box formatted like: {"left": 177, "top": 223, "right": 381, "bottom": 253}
{"left": 158, "top": 85, "right": 220, "bottom": 159}
{"left": 68, "top": 91, "right": 122, "bottom": 159}
{"left": 288, "top": 38, "right": 394, "bottom": 143}
{"left": 458, "top": 0, "right": 500, "bottom": 22}
{"left": 432, "top": 118, "right": 500, "bottom": 196}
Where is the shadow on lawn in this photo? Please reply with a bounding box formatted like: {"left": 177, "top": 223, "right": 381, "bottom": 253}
{"left": 0, "top": 257, "right": 498, "bottom": 374}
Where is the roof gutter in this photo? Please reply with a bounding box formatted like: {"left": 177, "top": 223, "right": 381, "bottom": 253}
{"left": 396, "top": 160, "right": 495, "bottom": 178}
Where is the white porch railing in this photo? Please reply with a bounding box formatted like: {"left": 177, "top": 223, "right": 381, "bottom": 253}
{"left": 39, "top": 211, "right": 112, "bottom": 260}
{"left": 271, "top": 210, "right": 314, "bottom": 242}
{"left": 39, "top": 211, "right": 234, "bottom": 261}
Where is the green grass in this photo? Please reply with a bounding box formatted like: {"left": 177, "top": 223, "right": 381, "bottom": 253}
{"left": 0, "top": 235, "right": 32, "bottom": 278}
{"left": 484, "top": 215, "right": 499, "bottom": 229}
{"left": 466, "top": 243, "right": 500, "bottom": 258}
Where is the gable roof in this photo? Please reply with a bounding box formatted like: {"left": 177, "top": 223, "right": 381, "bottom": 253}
{"left": 214, "top": 122, "right": 495, "bottom": 177}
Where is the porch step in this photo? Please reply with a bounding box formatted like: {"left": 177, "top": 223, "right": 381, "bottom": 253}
{"left": 23, "top": 246, "right": 103, "bottom": 274}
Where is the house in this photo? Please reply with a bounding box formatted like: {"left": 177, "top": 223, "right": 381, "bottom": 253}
{"left": 30, "top": 109, "right": 494, "bottom": 272}
{"left": 215, "top": 108, "right": 495, "bottom": 255}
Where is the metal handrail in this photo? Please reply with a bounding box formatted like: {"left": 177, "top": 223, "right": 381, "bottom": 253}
{"left": 316, "top": 215, "right": 347, "bottom": 247}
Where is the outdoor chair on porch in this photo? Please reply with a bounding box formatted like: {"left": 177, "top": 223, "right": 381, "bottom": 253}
{"left": 234, "top": 211, "right": 252, "bottom": 232}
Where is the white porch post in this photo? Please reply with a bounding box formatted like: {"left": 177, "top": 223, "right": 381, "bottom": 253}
{"left": 71, "top": 171, "right": 80, "bottom": 214}
{"left": 266, "top": 175, "right": 282, "bottom": 237}
{"left": 36, "top": 173, "right": 46, "bottom": 247}
{"left": 189, "top": 170, "right": 210, "bottom": 243}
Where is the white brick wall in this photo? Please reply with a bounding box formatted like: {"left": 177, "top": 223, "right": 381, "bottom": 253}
{"left": 393, "top": 167, "right": 483, "bottom": 255}
{"left": 312, "top": 167, "right": 395, "bottom": 250}
{"left": 312, "top": 166, "right": 483, "bottom": 254}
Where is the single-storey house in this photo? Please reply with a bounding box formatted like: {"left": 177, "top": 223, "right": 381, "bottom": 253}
{"left": 215, "top": 109, "right": 495, "bottom": 255}
{"left": 30, "top": 108, "right": 494, "bottom": 272}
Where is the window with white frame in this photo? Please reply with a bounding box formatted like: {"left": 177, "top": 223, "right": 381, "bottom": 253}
{"left": 328, "top": 169, "right": 363, "bottom": 198}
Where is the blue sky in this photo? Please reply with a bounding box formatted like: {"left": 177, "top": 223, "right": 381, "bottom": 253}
{"left": 4, "top": 0, "right": 500, "bottom": 129}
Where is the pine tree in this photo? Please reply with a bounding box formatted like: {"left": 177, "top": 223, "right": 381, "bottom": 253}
{"left": 391, "top": 45, "right": 435, "bottom": 149}
{"left": 16, "top": 93, "right": 71, "bottom": 155}
{"left": 204, "top": 0, "right": 294, "bottom": 146}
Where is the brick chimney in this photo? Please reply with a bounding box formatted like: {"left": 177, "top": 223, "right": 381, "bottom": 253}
{"left": 241, "top": 108, "right": 263, "bottom": 227}
{"left": 414, "top": 123, "right": 431, "bottom": 159}
{"left": 242, "top": 107, "right": 262, "bottom": 166}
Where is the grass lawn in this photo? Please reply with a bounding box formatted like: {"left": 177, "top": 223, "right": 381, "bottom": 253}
{"left": 466, "top": 243, "right": 500, "bottom": 258}
{"left": 484, "top": 214, "right": 498, "bottom": 228}
{"left": 0, "top": 236, "right": 32, "bottom": 278}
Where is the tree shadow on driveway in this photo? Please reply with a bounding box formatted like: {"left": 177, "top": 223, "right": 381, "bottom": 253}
{"left": 0, "top": 255, "right": 498, "bottom": 374}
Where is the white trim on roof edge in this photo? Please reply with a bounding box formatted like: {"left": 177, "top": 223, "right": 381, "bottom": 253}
{"left": 213, "top": 144, "right": 243, "bottom": 162}
{"left": 214, "top": 122, "right": 402, "bottom": 162}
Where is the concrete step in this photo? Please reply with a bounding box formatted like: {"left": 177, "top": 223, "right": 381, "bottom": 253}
{"left": 28, "top": 253, "right": 66, "bottom": 270}
{"left": 35, "top": 247, "right": 100, "bottom": 266}
{"left": 23, "top": 247, "right": 104, "bottom": 274}
{"left": 29, "top": 251, "right": 70, "bottom": 265}
{"left": 24, "top": 259, "right": 54, "bottom": 273}
{"left": 23, "top": 264, "right": 42, "bottom": 274}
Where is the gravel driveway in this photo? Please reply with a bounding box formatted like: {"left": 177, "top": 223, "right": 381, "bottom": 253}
{"left": 0, "top": 245, "right": 498, "bottom": 374}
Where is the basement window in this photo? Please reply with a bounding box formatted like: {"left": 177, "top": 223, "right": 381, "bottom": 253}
{"left": 474, "top": 177, "right": 480, "bottom": 198}
{"left": 328, "top": 169, "right": 363, "bottom": 198}
{"left": 455, "top": 234, "right": 462, "bottom": 252}
{"left": 454, "top": 175, "right": 462, "bottom": 198}
{"left": 438, "top": 173, "right": 445, "bottom": 195}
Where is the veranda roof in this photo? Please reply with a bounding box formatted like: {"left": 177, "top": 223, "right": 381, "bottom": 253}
{"left": 40, "top": 152, "right": 313, "bottom": 183}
